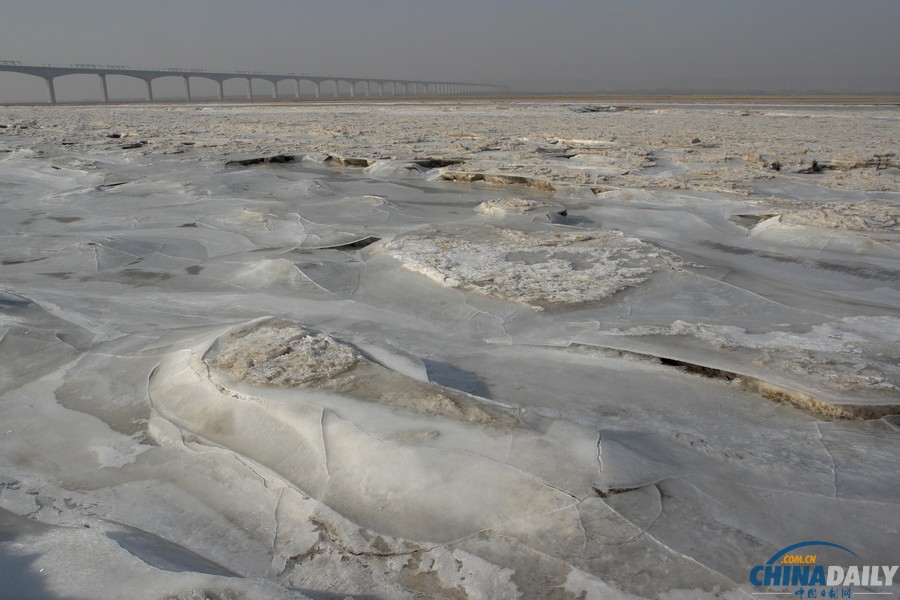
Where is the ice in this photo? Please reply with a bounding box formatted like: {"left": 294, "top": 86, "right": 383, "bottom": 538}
{"left": 201, "top": 319, "right": 519, "bottom": 429}
{"left": 230, "top": 259, "right": 307, "bottom": 288}
{"left": 749, "top": 215, "right": 900, "bottom": 256}
{"left": 611, "top": 316, "right": 900, "bottom": 353}
{"left": 205, "top": 320, "right": 361, "bottom": 386}
{"left": 90, "top": 441, "right": 150, "bottom": 468}
{"left": 474, "top": 196, "right": 563, "bottom": 216}
{"left": 780, "top": 200, "right": 900, "bottom": 232}
{"left": 387, "top": 225, "right": 674, "bottom": 309}
{"left": 1, "top": 101, "right": 898, "bottom": 599}
{"left": 150, "top": 327, "right": 576, "bottom": 544}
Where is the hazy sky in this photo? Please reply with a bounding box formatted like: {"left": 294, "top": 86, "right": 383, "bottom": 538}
{"left": 2, "top": 0, "right": 899, "bottom": 100}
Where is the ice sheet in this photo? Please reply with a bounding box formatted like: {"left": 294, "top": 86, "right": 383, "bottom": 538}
{"left": 1, "top": 101, "right": 898, "bottom": 599}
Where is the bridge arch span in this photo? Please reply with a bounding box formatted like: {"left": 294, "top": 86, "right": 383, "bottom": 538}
{"left": 101, "top": 73, "right": 149, "bottom": 101}
{"left": 0, "top": 62, "right": 507, "bottom": 103}
{"left": 45, "top": 72, "right": 105, "bottom": 103}
{"left": 0, "top": 72, "right": 46, "bottom": 103}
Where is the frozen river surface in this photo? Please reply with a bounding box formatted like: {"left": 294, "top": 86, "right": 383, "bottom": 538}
{"left": 0, "top": 102, "right": 898, "bottom": 599}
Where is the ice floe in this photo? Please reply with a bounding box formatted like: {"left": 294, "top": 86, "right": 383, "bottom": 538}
{"left": 387, "top": 225, "right": 675, "bottom": 309}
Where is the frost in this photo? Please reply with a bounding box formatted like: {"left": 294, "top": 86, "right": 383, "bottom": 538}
{"left": 608, "top": 316, "right": 900, "bottom": 353}
{"left": 205, "top": 321, "right": 360, "bottom": 386}
{"left": 474, "top": 196, "right": 562, "bottom": 215}
{"left": 780, "top": 200, "right": 900, "bottom": 232}
{"left": 202, "top": 319, "right": 516, "bottom": 428}
{"left": 755, "top": 348, "right": 900, "bottom": 394}
{"left": 605, "top": 317, "right": 900, "bottom": 395}
{"left": 387, "top": 225, "right": 670, "bottom": 308}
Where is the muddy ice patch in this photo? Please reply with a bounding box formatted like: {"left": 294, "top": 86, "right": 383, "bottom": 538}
{"left": 778, "top": 200, "right": 900, "bottom": 233}
{"left": 203, "top": 319, "right": 517, "bottom": 428}
{"left": 474, "top": 197, "right": 564, "bottom": 216}
{"left": 386, "top": 225, "right": 674, "bottom": 309}
{"left": 754, "top": 347, "right": 900, "bottom": 396}
{"left": 205, "top": 320, "right": 361, "bottom": 386}
{"left": 607, "top": 317, "right": 900, "bottom": 397}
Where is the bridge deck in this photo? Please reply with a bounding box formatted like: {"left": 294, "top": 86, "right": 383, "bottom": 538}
{"left": 0, "top": 61, "right": 502, "bottom": 103}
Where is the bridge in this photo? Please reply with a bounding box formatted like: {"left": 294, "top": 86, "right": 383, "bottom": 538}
{"left": 0, "top": 60, "right": 504, "bottom": 104}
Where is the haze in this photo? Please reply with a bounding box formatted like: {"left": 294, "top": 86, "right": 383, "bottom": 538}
{"left": 1, "top": 0, "right": 899, "bottom": 102}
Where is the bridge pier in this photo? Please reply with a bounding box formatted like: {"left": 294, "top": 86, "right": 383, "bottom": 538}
{"left": 0, "top": 64, "right": 501, "bottom": 104}
{"left": 98, "top": 74, "right": 109, "bottom": 103}
{"left": 44, "top": 77, "right": 56, "bottom": 104}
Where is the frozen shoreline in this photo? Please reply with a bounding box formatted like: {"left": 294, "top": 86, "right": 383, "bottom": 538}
{"left": 1, "top": 101, "right": 898, "bottom": 599}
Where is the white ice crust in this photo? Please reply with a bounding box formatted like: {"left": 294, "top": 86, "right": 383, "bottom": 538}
{"left": 387, "top": 225, "right": 671, "bottom": 308}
